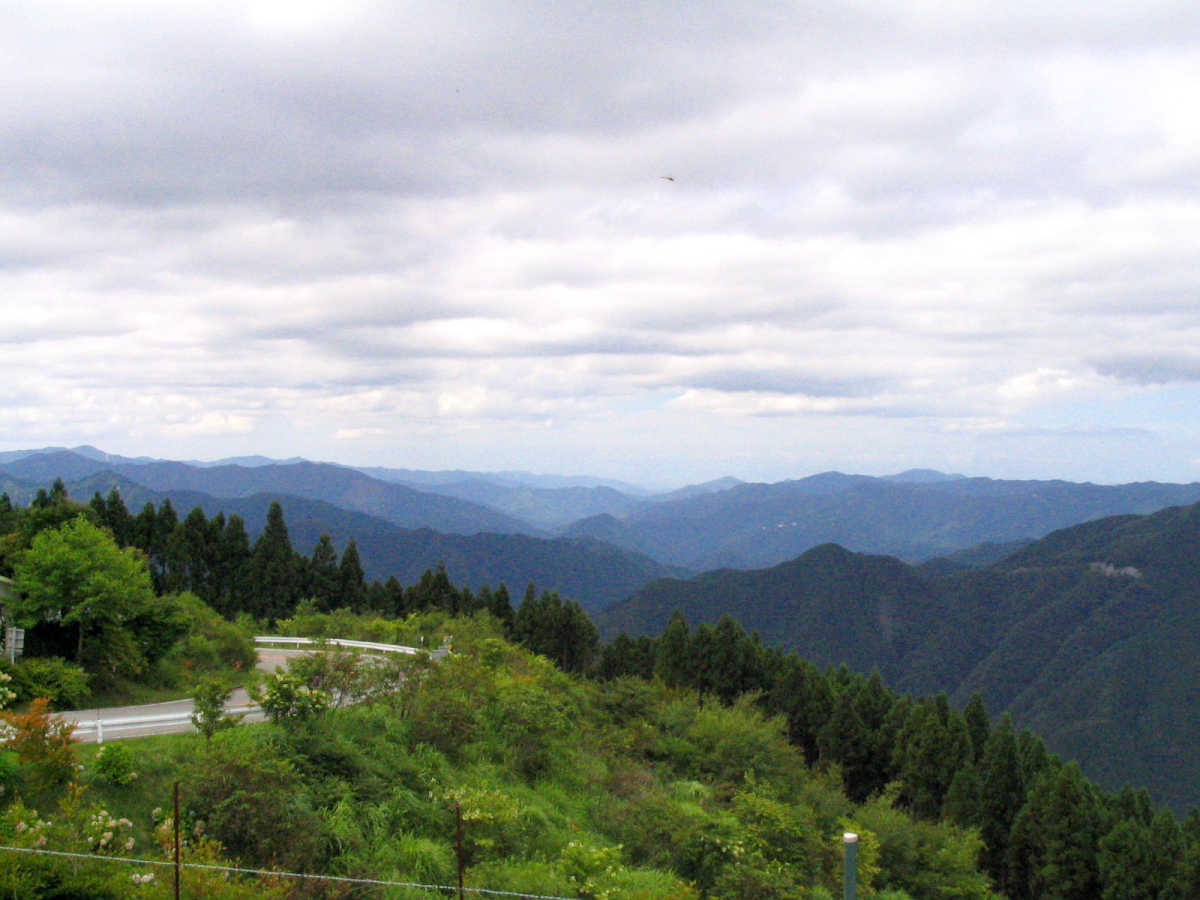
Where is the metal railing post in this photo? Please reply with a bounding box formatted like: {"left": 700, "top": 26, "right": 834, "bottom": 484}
{"left": 843, "top": 832, "right": 858, "bottom": 900}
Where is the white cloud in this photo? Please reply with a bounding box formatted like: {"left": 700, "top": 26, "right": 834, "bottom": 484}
{"left": 2, "top": 1, "right": 1200, "bottom": 482}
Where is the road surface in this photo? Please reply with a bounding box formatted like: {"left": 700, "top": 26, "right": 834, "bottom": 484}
{"left": 57, "top": 646, "right": 353, "bottom": 742}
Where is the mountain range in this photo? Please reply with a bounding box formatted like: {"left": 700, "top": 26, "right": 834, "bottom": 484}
{"left": 5, "top": 445, "right": 1200, "bottom": 810}
{"left": 598, "top": 502, "right": 1200, "bottom": 812}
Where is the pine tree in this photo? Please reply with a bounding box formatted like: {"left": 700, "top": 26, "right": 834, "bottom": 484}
{"left": 963, "top": 693, "right": 990, "bottom": 762}
{"left": 893, "top": 696, "right": 971, "bottom": 818}
{"left": 245, "top": 502, "right": 301, "bottom": 620}
{"left": 213, "top": 514, "right": 251, "bottom": 616}
{"left": 102, "top": 487, "right": 133, "bottom": 547}
{"left": 655, "top": 611, "right": 692, "bottom": 687}
{"left": 48, "top": 478, "right": 68, "bottom": 504}
{"left": 976, "top": 714, "right": 1025, "bottom": 890}
{"left": 488, "top": 583, "right": 515, "bottom": 634}
{"left": 337, "top": 539, "right": 366, "bottom": 611}
{"left": 308, "top": 534, "right": 340, "bottom": 610}
{"left": 1007, "top": 763, "right": 1104, "bottom": 900}
{"left": 767, "top": 655, "right": 833, "bottom": 764}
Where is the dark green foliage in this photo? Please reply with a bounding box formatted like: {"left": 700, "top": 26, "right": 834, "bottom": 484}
{"left": 186, "top": 729, "right": 326, "bottom": 870}
{"left": 597, "top": 632, "right": 658, "bottom": 680}
{"left": 601, "top": 500, "right": 1200, "bottom": 814}
{"left": 818, "top": 690, "right": 873, "bottom": 802}
{"left": 974, "top": 715, "right": 1026, "bottom": 889}
{"left": 3, "top": 656, "right": 91, "bottom": 708}
{"left": 244, "top": 501, "right": 302, "bottom": 620}
{"left": 893, "top": 696, "right": 972, "bottom": 818}
{"left": 484, "top": 582, "right": 515, "bottom": 632}
{"left": 963, "top": 692, "right": 990, "bottom": 762}
{"left": 654, "top": 610, "right": 692, "bottom": 687}
{"left": 1007, "top": 763, "right": 1105, "bottom": 900}
{"left": 513, "top": 588, "right": 598, "bottom": 674}
{"left": 767, "top": 654, "right": 834, "bottom": 763}
{"left": 212, "top": 513, "right": 251, "bottom": 615}
{"left": 307, "top": 533, "right": 340, "bottom": 610}
{"left": 337, "top": 538, "right": 366, "bottom": 610}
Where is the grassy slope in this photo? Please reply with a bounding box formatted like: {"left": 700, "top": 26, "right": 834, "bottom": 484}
{"left": 30, "top": 616, "right": 993, "bottom": 900}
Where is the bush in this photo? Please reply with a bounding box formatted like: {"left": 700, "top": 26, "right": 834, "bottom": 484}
{"left": 6, "top": 656, "right": 91, "bottom": 708}
{"left": 0, "top": 697, "right": 77, "bottom": 797}
{"left": 158, "top": 593, "right": 256, "bottom": 680}
{"left": 90, "top": 742, "right": 138, "bottom": 787}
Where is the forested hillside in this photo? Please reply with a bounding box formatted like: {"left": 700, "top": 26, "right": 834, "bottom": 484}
{"left": 600, "top": 503, "right": 1200, "bottom": 813}
{"left": 2, "top": 481, "right": 1199, "bottom": 898}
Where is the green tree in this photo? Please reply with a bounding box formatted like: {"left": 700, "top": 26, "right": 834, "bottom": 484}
{"left": 963, "top": 692, "right": 990, "bottom": 762}
{"left": 213, "top": 513, "right": 251, "bottom": 616}
{"left": 655, "top": 610, "right": 693, "bottom": 687}
{"left": 307, "top": 533, "right": 340, "bottom": 610}
{"left": 102, "top": 487, "right": 134, "bottom": 547}
{"left": 975, "top": 714, "right": 1026, "bottom": 890}
{"left": 513, "top": 589, "right": 599, "bottom": 674}
{"left": 337, "top": 538, "right": 366, "bottom": 611}
{"left": 818, "top": 689, "right": 873, "bottom": 802}
{"left": 893, "top": 696, "right": 971, "bottom": 818}
{"left": 1007, "top": 763, "right": 1104, "bottom": 900}
{"left": 244, "top": 502, "right": 301, "bottom": 620}
{"left": 191, "top": 678, "right": 242, "bottom": 739}
{"left": 766, "top": 654, "right": 833, "bottom": 763}
{"left": 11, "top": 516, "right": 157, "bottom": 677}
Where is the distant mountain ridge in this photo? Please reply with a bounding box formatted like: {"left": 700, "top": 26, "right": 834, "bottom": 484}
{"left": 599, "top": 502, "right": 1200, "bottom": 812}
{"left": 567, "top": 472, "right": 1200, "bottom": 568}
{"left": 0, "top": 451, "right": 538, "bottom": 537}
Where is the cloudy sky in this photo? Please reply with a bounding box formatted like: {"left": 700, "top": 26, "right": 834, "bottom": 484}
{"left": 3, "top": 0, "right": 1199, "bottom": 487}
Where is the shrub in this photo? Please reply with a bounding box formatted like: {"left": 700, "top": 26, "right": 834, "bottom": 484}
{"left": 0, "top": 697, "right": 77, "bottom": 796}
{"left": 91, "top": 742, "right": 138, "bottom": 787}
{"left": 7, "top": 656, "right": 91, "bottom": 708}
{"left": 159, "top": 593, "right": 256, "bottom": 678}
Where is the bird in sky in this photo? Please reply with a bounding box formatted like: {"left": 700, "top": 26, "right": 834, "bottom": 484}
{"left": 660, "top": 175, "right": 675, "bottom": 182}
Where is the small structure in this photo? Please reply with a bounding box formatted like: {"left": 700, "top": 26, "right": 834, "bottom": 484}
{"left": 0, "top": 575, "right": 24, "bottom": 663}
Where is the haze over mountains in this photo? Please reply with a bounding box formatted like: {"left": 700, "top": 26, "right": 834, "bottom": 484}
{"left": 6, "top": 446, "right": 1200, "bottom": 572}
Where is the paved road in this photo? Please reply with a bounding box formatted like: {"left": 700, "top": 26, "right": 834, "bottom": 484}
{"left": 58, "top": 647, "right": 323, "bottom": 742}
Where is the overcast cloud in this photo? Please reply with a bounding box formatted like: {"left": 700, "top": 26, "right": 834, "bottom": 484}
{"left": 3, "top": 0, "right": 1199, "bottom": 486}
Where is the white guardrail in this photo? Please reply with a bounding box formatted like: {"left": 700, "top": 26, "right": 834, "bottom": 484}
{"left": 252, "top": 636, "right": 426, "bottom": 655}
{"left": 70, "top": 704, "right": 261, "bottom": 744}
{"left": 64, "top": 636, "right": 433, "bottom": 743}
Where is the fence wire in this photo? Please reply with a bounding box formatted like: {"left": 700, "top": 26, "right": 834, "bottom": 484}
{"left": 0, "top": 844, "right": 582, "bottom": 900}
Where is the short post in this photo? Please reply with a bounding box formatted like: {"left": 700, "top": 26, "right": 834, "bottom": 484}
{"left": 174, "top": 782, "right": 182, "bottom": 900}
{"left": 455, "top": 802, "right": 464, "bottom": 900}
{"left": 843, "top": 832, "right": 858, "bottom": 900}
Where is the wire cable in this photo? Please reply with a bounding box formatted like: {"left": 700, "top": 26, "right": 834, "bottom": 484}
{"left": 0, "top": 844, "right": 582, "bottom": 899}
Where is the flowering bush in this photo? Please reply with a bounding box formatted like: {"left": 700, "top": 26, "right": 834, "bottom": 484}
{"left": 84, "top": 807, "right": 135, "bottom": 855}
{"left": 0, "top": 671, "right": 15, "bottom": 709}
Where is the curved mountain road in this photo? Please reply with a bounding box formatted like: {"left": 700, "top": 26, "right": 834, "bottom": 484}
{"left": 56, "top": 641, "right": 434, "bottom": 743}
